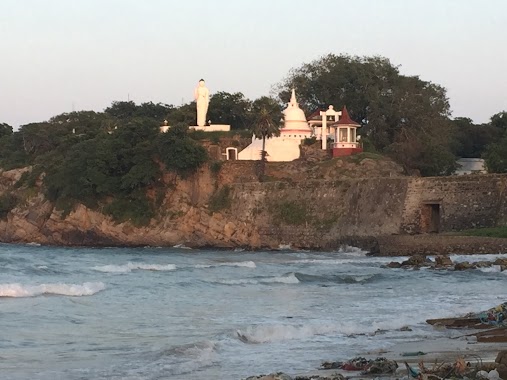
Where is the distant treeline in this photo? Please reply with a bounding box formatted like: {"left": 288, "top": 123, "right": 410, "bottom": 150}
{"left": 1, "top": 53, "right": 507, "bottom": 224}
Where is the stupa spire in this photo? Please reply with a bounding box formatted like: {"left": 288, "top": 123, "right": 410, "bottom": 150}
{"left": 290, "top": 88, "right": 297, "bottom": 106}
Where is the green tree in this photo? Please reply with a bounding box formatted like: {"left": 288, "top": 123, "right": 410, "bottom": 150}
{"left": 490, "top": 111, "right": 507, "bottom": 131}
{"left": 452, "top": 117, "right": 502, "bottom": 158}
{"left": 275, "top": 54, "right": 456, "bottom": 175}
{"left": 0, "top": 123, "right": 13, "bottom": 138}
{"left": 105, "top": 101, "right": 173, "bottom": 122}
{"left": 250, "top": 97, "right": 282, "bottom": 179}
{"left": 104, "top": 101, "right": 138, "bottom": 119}
{"left": 156, "top": 125, "right": 208, "bottom": 177}
{"left": 483, "top": 132, "right": 507, "bottom": 173}
{"left": 166, "top": 102, "right": 197, "bottom": 126}
{"left": 207, "top": 91, "right": 252, "bottom": 129}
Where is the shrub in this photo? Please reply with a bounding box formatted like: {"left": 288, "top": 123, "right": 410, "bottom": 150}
{"left": 0, "top": 193, "right": 17, "bottom": 218}
{"left": 208, "top": 185, "right": 231, "bottom": 212}
{"left": 210, "top": 161, "right": 223, "bottom": 175}
{"left": 103, "top": 195, "right": 154, "bottom": 227}
{"left": 272, "top": 201, "right": 309, "bottom": 225}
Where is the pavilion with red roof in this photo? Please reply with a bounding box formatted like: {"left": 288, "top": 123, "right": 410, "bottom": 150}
{"left": 330, "top": 106, "right": 363, "bottom": 157}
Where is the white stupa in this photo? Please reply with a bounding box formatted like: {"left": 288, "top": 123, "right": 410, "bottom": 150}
{"left": 238, "top": 89, "right": 311, "bottom": 162}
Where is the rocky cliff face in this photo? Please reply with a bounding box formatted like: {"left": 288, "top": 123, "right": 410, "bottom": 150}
{"left": 1, "top": 158, "right": 507, "bottom": 251}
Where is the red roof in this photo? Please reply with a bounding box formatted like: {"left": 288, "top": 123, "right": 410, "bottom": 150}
{"left": 306, "top": 109, "right": 324, "bottom": 121}
{"left": 335, "top": 106, "right": 360, "bottom": 126}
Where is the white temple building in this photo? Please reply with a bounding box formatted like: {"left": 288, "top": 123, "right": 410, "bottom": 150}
{"left": 237, "top": 89, "right": 313, "bottom": 162}
{"left": 237, "top": 89, "right": 363, "bottom": 161}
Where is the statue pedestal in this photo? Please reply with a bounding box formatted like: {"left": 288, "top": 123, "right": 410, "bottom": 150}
{"left": 189, "top": 125, "right": 231, "bottom": 132}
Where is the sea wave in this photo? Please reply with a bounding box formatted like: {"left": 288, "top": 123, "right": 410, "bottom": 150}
{"left": 195, "top": 261, "right": 256, "bottom": 269}
{"left": 173, "top": 244, "right": 192, "bottom": 250}
{"left": 236, "top": 315, "right": 426, "bottom": 344}
{"left": 156, "top": 340, "right": 218, "bottom": 376}
{"left": 336, "top": 245, "right": 369, "bottom": 256}
{"left": 0, "top": 282, "right": 105, "bottom": 298}
{"left": 286, "top": 257, "right": 399, "bottom": 265}
{"left": 93, "top": 262, "right": 176, "bottom": 273}
{"left": 294, "top": 272, "right": 381, "bottom": 284}
{"left": 479, "top": 265, "right": 503, "bottom": 273}
{"left": 216, "top": 272, "right": 299, "bottom": 285}
{"left": 451, "top": 253, "right": 507, "bottom": 263}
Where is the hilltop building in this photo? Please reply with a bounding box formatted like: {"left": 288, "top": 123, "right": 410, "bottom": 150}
{"left": 237, "top": 89, "right": 362, "bottom": 161}
{"left": 237, "top": 89, "right": 312, "bottom": 161}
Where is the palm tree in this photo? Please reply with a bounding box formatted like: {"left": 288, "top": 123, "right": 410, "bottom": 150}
{"left": 250, "top": 97, "right": 283, "bottom": 180}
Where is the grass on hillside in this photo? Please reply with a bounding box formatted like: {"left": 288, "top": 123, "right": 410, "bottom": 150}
{"left": 458, "top": 226, "right": 507, "bottom": 238}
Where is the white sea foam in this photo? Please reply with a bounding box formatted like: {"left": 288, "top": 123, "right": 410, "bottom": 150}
{"left": 162, "top": 340, "right": 218, "bottom": 376}
{"left": 450, "top": 253, "right": 507, "bottom": 263}
{"left": 0, "top": 282, "right": 105, "bottom": 298}
{"left": 286, "top": 256, "right": 400, "bottom": 265}
{"left": 93, "top": 262, "right": 176, "bottom": 273}
{"left": 479, "top": 265, "right": 502, "bottom": 273}
{"left": 236, "top": 315, "right": 428, "bottom": 344}
{"left": 336, "top": 245, "right": 369, "bottom": 256}
{"left": 173, "top": 244, "right": 192, "bottom": 250}
{"left": 195, "top": 261, "right": 256, "bottom": 269}
{"left": 217, "top": 273, "right": 299, "bottom": 285}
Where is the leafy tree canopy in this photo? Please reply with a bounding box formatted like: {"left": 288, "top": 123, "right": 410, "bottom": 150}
{"left": 275, "top": 54, "right": 455, "bottom": 175}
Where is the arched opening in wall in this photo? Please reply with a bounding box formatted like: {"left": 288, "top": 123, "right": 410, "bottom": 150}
{"left": 421, "top": 202, "right": 441, "bottom": 233}
{"left": 226, "top": 147, "right": 238, "bottom": 161}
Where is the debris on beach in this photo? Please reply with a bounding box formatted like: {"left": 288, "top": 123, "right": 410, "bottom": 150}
{"left": 244, "top": 373, "right": 346, "bottom": 380}
{"left": 404, "top": 352, "right": 507, "bottom": 380}
{"left": 244, "top": 351, "right": 507, "bottom": 380}
{"left": 427, "top": 302, "right": 507, "bottom": 336}
{"left": 320, "top": 357, "right": 398, "bottom": 374}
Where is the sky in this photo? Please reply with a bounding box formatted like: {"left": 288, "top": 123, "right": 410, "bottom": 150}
{"left": 1, "top": 0, "right": 506, "bottom": 128}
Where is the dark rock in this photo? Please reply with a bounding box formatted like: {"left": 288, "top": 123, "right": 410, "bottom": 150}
{"left": 401, "top": 255, "right": 428, "bottom": 266}
{"left": 475, "top": 260, "right": 493, "bottom": 268}
{"left": 320, "top": 361, "right": 342, "bottom": 369}
{"left": 497, "top": 350, "right": 507, "bottom": 366}
{"left": 454, "top": 261, "right": 475, "bottom": 271}
{"left": 295, "top": 375, "right": 345, "bottom": 380}
{"left": 245, "top": 373, "right": 293, "bottom": 380}
{"left": 494, "top": 258, "right": 507, "bottom": 266}
{"left": 496, "top": 364, "right": 507, "bottom": 380}
{"left": 386, "top": 261, "right": 402, "bottom": 268}
{"left": 435, "top": 255, "right": 453, "bottom": 267}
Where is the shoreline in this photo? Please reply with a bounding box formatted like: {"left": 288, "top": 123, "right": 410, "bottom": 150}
{"left": 2, "top": 234, "right": 507, "bottom": 256}
{"left": 247, "top": 333, "right": 506, "bottom": 380}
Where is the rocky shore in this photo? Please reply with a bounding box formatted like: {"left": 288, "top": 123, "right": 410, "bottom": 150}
{"left": 243, "top": 336, "right": 507, "bottom": 380}
{"left": 243, "top": 300, "right": 507, "bottom": 380}
{"left": 384, "top": 254, "right": 507, "bottom": 271}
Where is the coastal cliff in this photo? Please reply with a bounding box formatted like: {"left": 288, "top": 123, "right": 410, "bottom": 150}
{"left": 1, "top": 157, "right": 507, "bottom": 253}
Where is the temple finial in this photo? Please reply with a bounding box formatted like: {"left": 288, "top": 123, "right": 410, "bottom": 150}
{"left": 290, "top": 88, "right": 297, "bottom": 105}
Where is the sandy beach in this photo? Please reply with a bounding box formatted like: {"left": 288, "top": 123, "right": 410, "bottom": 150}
{"left": 247, "top": 330, "right": 506, "bottom": 380}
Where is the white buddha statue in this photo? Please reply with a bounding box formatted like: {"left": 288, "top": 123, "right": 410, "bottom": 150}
{"left": 194, "top": 79, "right": 210, "bottom": 127}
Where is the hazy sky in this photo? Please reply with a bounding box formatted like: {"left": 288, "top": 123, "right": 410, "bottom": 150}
{"left": 1, "top": 0, "right": 506, "bottom": 128}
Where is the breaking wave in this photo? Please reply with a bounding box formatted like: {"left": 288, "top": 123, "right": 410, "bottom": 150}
{"left": 216, "top": 272, "right": 299, "bottom": 285}
{"left": 155, "top": 340, "right": 218, "bottom": 376}
{"left": 0, "top": 282, "right": 105, "bottom": 298}
{"left": 294, "top": 272, "right": 382, "bottom": 284}
{"left": 236, "top": 315, "right": 428, "bottom": 344}
{"left": 479, "top": 265, "right": 503, "bottom": 273}
{"left": 93, "top": 262, "right": 176, "bottom": 273}
{"left": 195, "top": 261, "right": 256, "bottom": 269}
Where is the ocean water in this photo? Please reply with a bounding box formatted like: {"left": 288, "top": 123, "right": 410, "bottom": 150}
{"left": 1, "top": 243, "right": 506, "bottom": 380}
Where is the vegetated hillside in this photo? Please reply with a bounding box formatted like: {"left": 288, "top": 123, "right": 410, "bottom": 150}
{"left": 0, "top": 151, "right": 407, "bottom": 247}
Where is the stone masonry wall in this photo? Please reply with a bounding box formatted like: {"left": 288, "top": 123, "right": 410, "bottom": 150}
{"left": 401, "top": 175, "right": 507, "bottom": 234}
